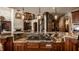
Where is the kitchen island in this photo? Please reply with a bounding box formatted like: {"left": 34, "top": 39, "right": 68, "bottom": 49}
{"left": 0, "top": 36, "right": 78, "bottom": 51}
{"left": 13, "top": 38, "right": 65, "bottom": 51}
{"left": 0, "top": 32, "right": 79, "bottom": 51}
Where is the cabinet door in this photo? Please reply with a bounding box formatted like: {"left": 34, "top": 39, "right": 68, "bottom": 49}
{"left": 52, "top": 43, "right": 64, "bottom": 51}
{"left": 2, "top": 38, "right": 13, "bottom": 51}
{"left": 4, "top": 41, "right": 13, "bottom": 51}
{"left": 65, "top": 39, "right": 70, "bottom": 51}
{"left": 72, "top": 11, "right": 79, "bottom": 23}
{"left": 14, "top": 43, "right": 25, "bottom": 51}
{"left": 40, "top": 42, "right": 52, "bottom": 51}
{"left": 26, "top": 43, "right": 39, "bottom": 51}
{"left": 2, "top": 21, "right": 11, "bottom": 31}
{"left": 65, "top": 39, "right": 77, "bottom": 51}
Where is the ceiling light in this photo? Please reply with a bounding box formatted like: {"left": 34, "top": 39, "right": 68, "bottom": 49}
{"left": 54, "top": 15, "right": 58, "bottom": 20}
{"left": 37, "top": 15, "right": 41, "bottom": 19}
{"left": 52, "top": 7, "right": 55, "bottom": 10}
{"left": 53, "top": 7, "right": 58, "bottom": 20}
{"left": 22, "top": 14, "right": 25, "bottom": 20}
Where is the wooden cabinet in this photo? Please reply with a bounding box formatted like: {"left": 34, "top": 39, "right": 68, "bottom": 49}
{"left": 40, "top": 42, "right": 52, "bottom": 51}
{"left": 13, "top": 42, "right": 65, "bottom": 51}
{"left": 2, "top": 21, "right": 11, "bottom": 31}
{"left": 0, "top": 38, "right": 78, "bottom": 51}
{"left": 43, "top": 12, "right": 54, "bottom": 32}
{"left": 24, "top": 22, "right": 31, "bottom": 32}
{"left": 65, "top": 38, "right": 77, "bottom": 51}
{"left": 0, "top": 37, "right": 13, "bottom": 51}
{"left": 39, "top": 42, "right": 64, "bottom": 51}
{"left": 3, "top": 37, "right": 13, "bottom": 51}
{"left": 33, "top": 22, "right": 37, "bottom": 32}
{"left": 13, "top": 43, "right": 26, "bottom": 51}
{"left": 0, "top": 38, "right": 6, "bottom": 45}
{"left": 52, "top": 43, "right": 64, "bottom": 51}
{"left": 72, "top": 10, "right": 79, "bottom": 23}
{"left": 77, "top": 41, "right": 79, "bottom": 51}
{"left": 27, "top": 42, "right": 39, "bottom": 48}
{"left": 13, "top": 39, "right": 79, "bottom": 51}
{"left": 23, "top": 12, "right": 35, "bottom": 20}
{"left": 26, "top": 42, "right": 39, "bottom": 51}
{"left": 13, "top": 42, "right": 39, "bottom": 51}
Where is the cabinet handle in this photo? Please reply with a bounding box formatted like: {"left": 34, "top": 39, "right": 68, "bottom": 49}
{"left": 46, "top": 44, "right": 52, "bottom": 48}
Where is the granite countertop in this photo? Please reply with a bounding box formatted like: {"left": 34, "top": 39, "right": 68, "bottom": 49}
{"left": 13, "top": 35, "right": 78, "bottom": 43}
{"left": 13, "top": 37, "right": 52, "bottom": 43}
{"left": 13, "top": 38, "right": 63, "bottom": 43}
{"left": 63, "top": 33, "right": 78, "bottom": 40}
{"left": 14, "top": 31, "right": 24, "bottom": 34}
{"left": 0, "top": 35, "right": 13, "bottom": 39}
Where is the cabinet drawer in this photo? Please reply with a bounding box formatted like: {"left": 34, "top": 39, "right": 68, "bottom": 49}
{"left": 27, "top": 43, "right": 39, "bottom": 48}
{"left": 40, "top": 43, "right": 52, "bottom": 48}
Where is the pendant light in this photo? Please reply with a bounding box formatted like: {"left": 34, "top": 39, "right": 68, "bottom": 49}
{"left": 65, "top": 16, "right": 69, "bottom": 25}
{"left": 15, "top": 9, "right": 21, "bottom": 19}
{"left": 37, "top": 7, "right": 41, "bottom": 19}
{"left": 53, "top": 7, "right": 58, "bottom": 20}
{"left": 54, "top": 15, "right": 58, "bottom": 20}
{"left": 22, "top": 8, "right": 25, "bottom": 20}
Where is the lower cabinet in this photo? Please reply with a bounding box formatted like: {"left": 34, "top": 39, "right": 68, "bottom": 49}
{"left": 13, "top": 43, "right": 26, "bottom": 51}
{"left": 40, "top": 42, "right": 52, "bottom": 51}
{"left": 0, "top": 37, "right": 13, "bottom": 51}
{"left": 0, "top": 38, "right": 78, "bottom": 51}
{"left": 13, "top": 42, "right": 65, "bottom": 51}
{"left": 14, "top": 43, "right": 40, "bottom": 51}
{"left": 52, "top": 43, "right": 64, "bottom": 51}
{"left": 65, "top": 39, "right": 77, "bottom": 51}
{"left": 26, "top": 42, "right": 39, "bottom": 51}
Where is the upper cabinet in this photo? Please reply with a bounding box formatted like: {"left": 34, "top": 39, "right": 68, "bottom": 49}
{"left": 72, "top": 10, "right": 79, "bottom": 32}
{"left": 43, "top": 12, "right": 55, "bottom": 32}
{"left": 0, "top": 8, "right": 11, "bottom": 33}
{"left": 43, "top": 12, "right": 70, "bottom": 32}
{"left": 72, "top": 10, "right": 79, "bottom": 23}
{"left": 23, "top": 12, "right": 35, "bottom": 20}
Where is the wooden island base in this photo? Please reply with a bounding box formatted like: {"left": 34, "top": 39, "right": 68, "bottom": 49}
{"left": 13, "top": 42, "right": 64, "bottom": 51}
{"left": 13, "top": 38, "right": 78, "bottom": 51}
{"left": 0, "top": 37, "right": 79, "bottom": 51}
